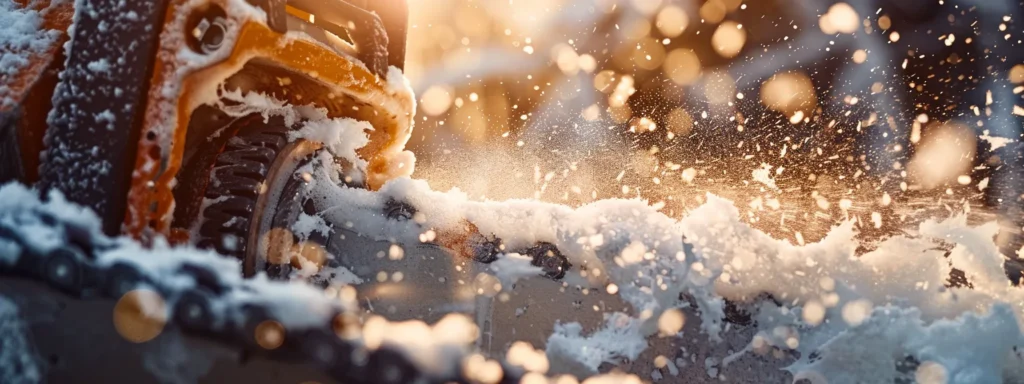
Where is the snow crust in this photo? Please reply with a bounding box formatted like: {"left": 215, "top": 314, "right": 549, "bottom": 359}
{"left": 0, "top": 0, "right": 62, "bottom": 107}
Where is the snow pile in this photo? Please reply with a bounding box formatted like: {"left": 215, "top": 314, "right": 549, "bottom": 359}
{"left": 300, "top": 165, "right": 1024, "bottom": 380}
{"left": 0, "top": 0, "right": 61, "bottom": 107}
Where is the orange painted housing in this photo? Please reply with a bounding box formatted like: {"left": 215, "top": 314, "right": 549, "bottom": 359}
{"left": 123, "top": 0, "right": 414, "bottom": 241}
{"left": 4, "top": 0, "right": 74, "bottom": 182}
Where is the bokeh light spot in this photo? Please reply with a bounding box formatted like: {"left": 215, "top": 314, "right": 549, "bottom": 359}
{"left": 113, "top": 289, "right": 167, "bottom": 343}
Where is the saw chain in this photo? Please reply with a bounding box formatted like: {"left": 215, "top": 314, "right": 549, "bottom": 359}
{"left": 0, "top": 186, "right": 595, "bottom": 384}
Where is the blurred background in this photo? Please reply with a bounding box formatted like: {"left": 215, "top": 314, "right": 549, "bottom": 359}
{"left": 398, "top": 0, "right": 1023, "bottom": 275}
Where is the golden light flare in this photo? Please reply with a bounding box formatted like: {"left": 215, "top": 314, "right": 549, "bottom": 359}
{"left": 878, "top": 15, "right": 892, "bottom": 30}
{"left": 594, "top": 70, "right": 617, "bottom": 93}
{"left": 264, "top": 227, "right": 328, "bottom": 272}
{"left": 290, "top": 240, "right": 328, "bottom": 271}
{"left": 463, "top": 354, "right": 505, "bottom": 384}
{"left": 421, "top": 85, "right": 454, "bottom": 116}
{"left": 255, "top": 320, "right": 286, "bottom": 350}
{"left": 719, "top": 0, "right": 743, "bottom": 11}
{"left": 657, "top": 308, "right": 686, "bottom": 336}
{"left": 632, "top": 38, "right": 666, "bottom": 70}
{"left": 915, "top": 361, "right": 950, "bottom": 384}
{"left": 655, "top": 5, "right": 689, "bottom": 38}
{"left": 608, "top": 75, "right": 637, "bottom": 108}
{"left": 452, "top": 92, "right": 489, "bottom": 142}
{"left": 852, "top": 49, "right": 868, "bottom": 64}
{"left": 819, "top": 3, "right": 860, "bottom": 34}
{"left": 711, "top": 21, "right": 746, "bottom": 58}
{"left": 453, "top": 4, "right": 490, "bottom": 38}
{"left": 1009, "top": 64, "right": 1024, "bottom": 83}
{"left": 623, "top": 18, "right": 653, "bottom": 41}
{"left": 760, "top": 71, "right": 817, "bottom": 116}
{"left": 507, "top": 341, "right": 550, "bottom": 373}
{"left": 630, "top": 0, "right": 663, "bottom": 16}
{"left": 703, "top": 71, "right": 736, "bottom": 105}
{"left": 666, "top": 108, "right": 694, "bottom": 136}
{"left": 552, "top": 44, "right": 581, "bottom": 75}
{"left": 332, "top": 312, "right": 361, "bottom": 340}
{"left": 608, "top": 104, "right": 633, "bottom": 124}
{"left": 630, "top": 116, "right": 658, "bottom": 132}
{"left": 113, "top": 289, "right": 168, "bottom": 343}
{"left": 907, "top": 122, "right": 977, "bottom": 190}
{"left": 699, "top": 1, "right": 727, "bottom": 24}
{"left": 663, "top": 48, "right": 702, "bottom": 85}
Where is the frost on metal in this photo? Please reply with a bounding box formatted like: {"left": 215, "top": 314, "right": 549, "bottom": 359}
{"left": 0, "top": 296, "right": 41, "bottom": 384}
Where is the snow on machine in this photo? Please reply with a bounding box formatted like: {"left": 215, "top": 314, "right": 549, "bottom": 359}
{"left": 0, "top": 0, "right": 597, "bottom": 382}
{"left": 6, "top": 0, "right": 1023, "bottom": 383}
